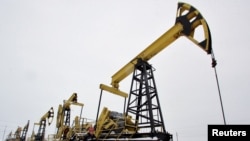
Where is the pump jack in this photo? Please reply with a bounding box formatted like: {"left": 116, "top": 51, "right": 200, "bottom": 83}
{"left": 5, "top": 120, "right": 30, "bottom": 141}
{"left": 31, "top": 107, "right": 54, "bottom": 141}
{"left": 20, "top": 120, "right": 29, "bottom": 141}
{"left": 95, "top": 2, "right": 213, "bottom": 141}
{"left": 55, "top": 93, "right": 84, "bottom": 140}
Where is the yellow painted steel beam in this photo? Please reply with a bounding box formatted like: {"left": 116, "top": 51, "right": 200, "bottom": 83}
{"left": 111, "top": 23, "right": 183, "bottom": 88}
{"left": 101, "top": 2, "right": 212, "bottom": 95}
{"left": 100, "top": 84, "right": 128, "bottom": 98}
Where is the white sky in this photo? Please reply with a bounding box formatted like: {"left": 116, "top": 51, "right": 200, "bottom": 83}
{"left": 0, "top": 0, "right": 250, "bottom": 141}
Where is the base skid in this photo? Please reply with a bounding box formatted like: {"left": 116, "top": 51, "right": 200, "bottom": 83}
{"left": 96, "top": 132, "right": 173, "bottom": 141}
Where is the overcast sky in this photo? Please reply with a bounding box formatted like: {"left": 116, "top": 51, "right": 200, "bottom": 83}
{"left": 0, "top": 0, "right": 249, "bottom": 141}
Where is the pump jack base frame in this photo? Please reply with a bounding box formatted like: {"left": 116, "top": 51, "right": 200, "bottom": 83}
{"left": 96, "top": 132, "right": 172, "bottom": 141}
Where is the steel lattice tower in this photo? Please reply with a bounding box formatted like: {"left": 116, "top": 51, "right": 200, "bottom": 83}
{"left": 126, "top": 59, "right": 166, "bottom": 134}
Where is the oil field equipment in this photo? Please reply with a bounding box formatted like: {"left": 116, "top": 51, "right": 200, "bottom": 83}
{"left": 96, "top": 2, "right": 213, "bottom": 141}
